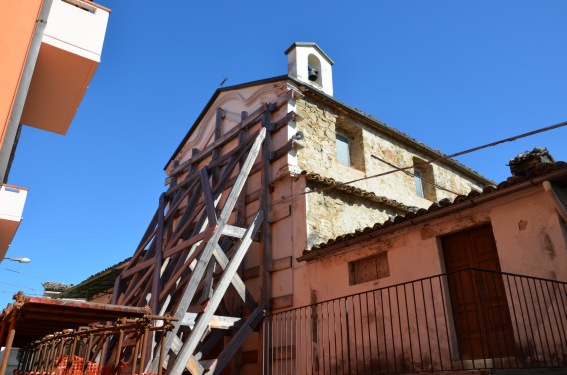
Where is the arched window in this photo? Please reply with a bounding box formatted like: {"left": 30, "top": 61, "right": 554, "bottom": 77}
{"left": 307, "top": 54, "right": 322, "bottom": 86}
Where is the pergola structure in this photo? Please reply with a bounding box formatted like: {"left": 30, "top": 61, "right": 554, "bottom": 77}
{"left": 0, "top": 292, "right": 152, "bottom": 375}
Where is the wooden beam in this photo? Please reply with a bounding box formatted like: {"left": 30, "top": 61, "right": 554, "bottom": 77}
{"left": 162, "top": 227, "right": 214, "bottom": 259}
{"left": 221, "top": 225, "right": 246, "bottom": 238}
{"left": 212, "top": 303, "right": 268, "bottom": 374}
{"left": 269, "top": 139, "right": 294, "bottom": 161}
{"left": 236, "top": 112, "right": 248, "bottom": 227}
{"left": 200, "top": 169, "right": 217, "bottom": 228}
{"left": 170, "top": 88, "right": 295, "bottom": 177}
{"left": 166, "top": 130, "right": 258, "bottom": 199}
{"left": 211, "top": 245, "right": 250, "bottom": 307}
{"left": 180, "top": 313, "right": 240, "bottom": 330}
{"left": 260, "top": 112, "right": 273, "bottom": 306}
{"left": 242, "top": 266, "right": 259, "bottom": 281}
{"left": 150, "top": 129, "right": 266, "bottom": 374}
{"left": 151, "top": 193, "right": 165, "bottom": 314}
{"left": 169, "top": 210, "right": 264, "bottom": 375}
{"left": 197, "top": 261, "right": 216, "bottom": 305}
{"left": 170, "top": 105, "right": 268, "bottom": 176}
{"left": 269, "top": 256, "right": 292, "bottom": 272}
{"left": 269, "top": 111, "right": 304, "bottom": 133}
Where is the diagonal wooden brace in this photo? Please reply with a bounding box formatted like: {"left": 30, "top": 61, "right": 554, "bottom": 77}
{"left": 171, "top": 210, "right": 264, "bottom": 375}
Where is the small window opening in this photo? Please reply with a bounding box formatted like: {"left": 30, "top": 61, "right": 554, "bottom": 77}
{"left": 349, "top": 253, "right": 390, "bottom": 285}
{"left": 336, "top": 133, "right": 351, "bottom": 166}
{"left": 414, "top": 169, "right": 425, "bottom": 198}
{"left": 413, "top": 157, "right": 437, "bottom": 201}
{"left": 335, "top": 116, "right": 365, "bottom": 172}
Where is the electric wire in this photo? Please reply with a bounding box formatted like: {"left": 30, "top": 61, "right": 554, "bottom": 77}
{"left": 269, "top": 119, "right": 567, "bottom": 207}
{"left": 0, "top": 281, "right": 40, "bottom": 292}
{"left": 370, "top": 154, "right": 462, "bottom": 196}
{"left": 1, "top": 267, "right": 46, "bottom": 280}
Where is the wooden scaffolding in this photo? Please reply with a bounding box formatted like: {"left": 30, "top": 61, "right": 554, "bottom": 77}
{"left": 108, "top": 90, "right": 299, "bottom": 375}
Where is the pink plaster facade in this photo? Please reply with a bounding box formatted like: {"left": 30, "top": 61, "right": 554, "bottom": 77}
{"left": 286, "top": 168, "right": 567, "bottom": 373}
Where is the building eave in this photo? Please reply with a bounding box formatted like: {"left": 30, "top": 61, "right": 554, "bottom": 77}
{"left": 298, "top": 162, "right": 567, "bottom": 262}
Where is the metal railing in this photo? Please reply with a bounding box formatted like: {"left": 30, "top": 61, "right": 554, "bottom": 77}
{"left": 263, "top": 269, "right": 567, "bottom": 374}
{"left": 15, "top": 315, "right": 176, "bottom": 375}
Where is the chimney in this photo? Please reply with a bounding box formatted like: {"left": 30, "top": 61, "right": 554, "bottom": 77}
{"left": 508, "top": 147, "right": 555, "bottom": 177}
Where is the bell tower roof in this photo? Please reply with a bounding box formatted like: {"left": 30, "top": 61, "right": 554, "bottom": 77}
{"left": 285, "top": 42, "right": 334, "bottom": 96}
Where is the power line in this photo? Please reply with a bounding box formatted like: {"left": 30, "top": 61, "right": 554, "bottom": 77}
{"left": 1, "top": 267, "right": 46, "bottom": 280}
{"left": 270, "top": 119, "right": 567, "bottom": 207}
{"left": 370, "top": 154, "right": 462, "bottom": 196}
{"left": 0, "top": 281, "right": 40, "bottom": 292}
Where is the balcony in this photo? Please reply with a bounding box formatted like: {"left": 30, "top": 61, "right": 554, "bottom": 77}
{"left": 0, "top": 184, "right": 28, "bottom": 258}
{"left": 263, "top": 269, "right": 567, "bottom": 374}
{"left": 20, "top": 0, "right": 110, "bottom": 135}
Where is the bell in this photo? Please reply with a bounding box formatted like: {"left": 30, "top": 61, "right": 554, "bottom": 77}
{"left": 308, "top": 67, "right": 318, "bottom": 82}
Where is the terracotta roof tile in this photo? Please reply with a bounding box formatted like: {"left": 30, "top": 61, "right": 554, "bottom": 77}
{"left": 303, "top": 171, "right": 410, "bottom": 212}
{"left": 301, "top": 161, "right": 567, "bottom": 260}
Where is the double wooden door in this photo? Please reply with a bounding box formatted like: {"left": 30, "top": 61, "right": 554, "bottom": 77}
{"left": 442, "top": 224, "right": 515, "bottom": 360}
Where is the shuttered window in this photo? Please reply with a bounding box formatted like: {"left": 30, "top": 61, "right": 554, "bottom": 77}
{"left": 349, "top": 252, "right": 390, "bottom": 285}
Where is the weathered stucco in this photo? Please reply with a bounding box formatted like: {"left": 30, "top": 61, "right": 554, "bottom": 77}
{"left": 305, "top": 181, "right": 403, "bottom": 247}
{"left": 290, "top": 181, "right": 567, "bottom": 372}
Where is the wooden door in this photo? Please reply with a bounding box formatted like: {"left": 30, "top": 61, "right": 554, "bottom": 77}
{"left": 442, "top": 224, "right": 515, "bottom": 360}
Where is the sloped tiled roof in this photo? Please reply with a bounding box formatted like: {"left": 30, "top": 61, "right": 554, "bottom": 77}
{"left": 56, "top": 256, "right": 132, "bottom": 299}
{"left": 304, "top": 171, "right": 410, "bottom": 212}
{"left": 299, "top": 161, "right": 567, "bottom": 261}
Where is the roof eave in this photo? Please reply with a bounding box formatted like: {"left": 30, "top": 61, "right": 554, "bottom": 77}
{"left": 298, "top": 167, "right": 567, "bottom": 262}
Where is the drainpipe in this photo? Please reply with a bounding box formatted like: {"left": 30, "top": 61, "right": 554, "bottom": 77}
{"left": 542, "top": 181, "right": 567, "bottom": 223}
{"left": 0, "top": 0, "right": 54, "bottom": 183}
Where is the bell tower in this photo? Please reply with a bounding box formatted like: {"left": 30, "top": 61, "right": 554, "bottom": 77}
{"left": 285, "top": 42, "right": 334, "bottom": 96}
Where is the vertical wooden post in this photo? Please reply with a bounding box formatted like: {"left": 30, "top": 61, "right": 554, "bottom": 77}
{"left": 0, "top": 316, "right": 16, "bottom": 375}
{"left": 151, "top": 193, "right": 165, "bottom": 314}
{"left": 260, "top": 109, "right": 273, "bottom": 305}
{"left": 259, "top": 106, "right": 275, "bottom": 375}
{"left": 83, "top": 334, "right": 94, "bottom": 375}
{"left": 97, "top": 334, "right": 108, "bottom": 375}
{"left": 18, "top": 347, "right": 27, "bottom": 372}
{"left": 236, "top": 111, "right": 248, "bottom": 227}
{"left": 212, "top": 108, "right": 225, "bottom": 186}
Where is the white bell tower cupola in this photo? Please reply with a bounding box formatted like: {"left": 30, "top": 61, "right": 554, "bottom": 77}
{"left": 285, "top": 42, "right": 334, "bottom": 96}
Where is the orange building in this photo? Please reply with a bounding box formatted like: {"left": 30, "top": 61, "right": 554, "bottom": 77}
{"left": 0, "top": 0, "right": 110, "bottom": 259}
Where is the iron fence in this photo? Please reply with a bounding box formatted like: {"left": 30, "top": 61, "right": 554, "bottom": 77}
{"left": 262, "top": 268, "right": 567, "bottom": 374}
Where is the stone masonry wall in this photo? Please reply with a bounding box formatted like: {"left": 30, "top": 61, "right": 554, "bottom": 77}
{"left": 305, "top": 181, "right": 403, "bottom": 247}
{"left": 295, "top": 95, "right": 488, "bottom": 247}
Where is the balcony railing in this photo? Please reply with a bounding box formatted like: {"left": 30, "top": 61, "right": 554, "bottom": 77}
{"left": 262, "top": 269, "right": 567, "bottom": 374}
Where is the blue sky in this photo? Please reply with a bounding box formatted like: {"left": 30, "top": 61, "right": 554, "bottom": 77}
{"left": 2, "top": 1, "right": 566, "bottom": 307}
